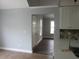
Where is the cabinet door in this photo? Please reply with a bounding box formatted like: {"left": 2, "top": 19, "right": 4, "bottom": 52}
{"left": 60, "top": 0, "right": 74, "bottom": 6}
{"left": 69, "top": 7, "right": 79, "bottom": 29}
{"left": 60, "top": 7, "right": 71, "bottom": 29}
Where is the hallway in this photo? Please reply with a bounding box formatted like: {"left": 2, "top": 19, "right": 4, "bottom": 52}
{"left": 33, "top": 39, "right": 54, "bottom": 56}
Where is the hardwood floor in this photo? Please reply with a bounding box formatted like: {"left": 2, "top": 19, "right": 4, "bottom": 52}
{"left": 33, "top": 39, "right": 54, "bottom": 56}
{"left": 0, "top": 50, "right": 53, "bottom": 59}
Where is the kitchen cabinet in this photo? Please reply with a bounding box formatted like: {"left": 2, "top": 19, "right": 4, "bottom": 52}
{"left": 60, "top": 7, "right": 71, "bottom": 29}
{"left": 60, "top": 0, "right": 79, "bottom": 6}
{"left": 60, "top": 6, "right": 79, "bottom": 29}
{"left": 69, "top": 7, "right": 79, "bottom": 29}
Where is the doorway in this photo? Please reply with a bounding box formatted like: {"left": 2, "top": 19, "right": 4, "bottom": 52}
{"left": 32, "top": 14, "right": 55, "bottom": 56}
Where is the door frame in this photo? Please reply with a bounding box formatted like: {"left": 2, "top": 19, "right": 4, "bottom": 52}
{"left": 30, "top": 7, "right": 60, "bottom": 56}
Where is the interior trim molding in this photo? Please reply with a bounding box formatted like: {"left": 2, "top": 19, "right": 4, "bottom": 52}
{"left": 29, "top": 5, "right": 58, "bottom": 9}
{"left": 0, "top": 47, "right": 32, "bottom": 53}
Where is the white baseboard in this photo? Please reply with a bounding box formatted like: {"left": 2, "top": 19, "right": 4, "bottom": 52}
{"left": 0, "top": 47, "right": 32, "bottom": 53}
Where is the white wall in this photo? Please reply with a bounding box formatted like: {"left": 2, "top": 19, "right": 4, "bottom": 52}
{"left": 0, "top": 7, "right": 58, "bottom": 54}
{"left": 0, "top": 7, "right": 60, "bottom": 59}
{"left": 0, "top": 8, "right": 32, "bottom": 52}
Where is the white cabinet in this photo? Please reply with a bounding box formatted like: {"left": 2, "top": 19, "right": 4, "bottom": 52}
{"left": 60, "top": 7, "right": 71, "bottom": 29}
{"left": 60, "top": 7, "right": 79, "bottom": 29}
{"left": 69, "top": 7, "right": 79, "bottom": 29}
{"left": 60, "top": 0, "right": 79, "bottom": 6}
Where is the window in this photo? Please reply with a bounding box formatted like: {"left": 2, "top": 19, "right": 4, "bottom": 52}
{"left": 50, "top": 21, "right": 54, "bottom": 34}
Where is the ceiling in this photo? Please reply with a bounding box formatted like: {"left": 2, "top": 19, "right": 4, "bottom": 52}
{"left": 0, "top": 0, "right": 58, "bottom": 9}
{"left": 28, "top": 0, "right": 58, "bottom": 6}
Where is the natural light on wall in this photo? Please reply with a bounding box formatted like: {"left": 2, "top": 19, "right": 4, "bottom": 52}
{"left": 50, "top": 21, "right": 54, "bottom": 34}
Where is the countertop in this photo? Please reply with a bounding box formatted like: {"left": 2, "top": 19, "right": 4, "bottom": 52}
{"left": 55, "top": 50, "right": 79, "bottom": 59}
{"left": 55, "top": 39, "right": 79, "bottom": 59}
